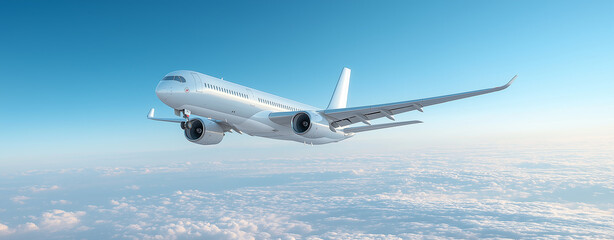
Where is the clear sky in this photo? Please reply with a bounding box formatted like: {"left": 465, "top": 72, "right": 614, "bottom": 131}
{"left": 0, "top": 0, "right": 612, "bottom": 169}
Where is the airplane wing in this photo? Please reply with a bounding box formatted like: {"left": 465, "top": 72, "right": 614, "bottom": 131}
{"left": 147, "top": 108, "right": 184, "bottom": 123}
{"left": 322, "top": 75, "right": 516, "bottom": 128}
{"left": 148, "top": 108, "right": 239, "bottom": 133}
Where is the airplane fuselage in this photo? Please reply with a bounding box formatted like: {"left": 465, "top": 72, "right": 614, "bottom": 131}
{"left": 155, "top": 70, "right": 350, "bottom": 144}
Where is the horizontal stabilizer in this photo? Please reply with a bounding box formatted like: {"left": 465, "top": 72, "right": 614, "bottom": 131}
{"left": 147, "top": 108, "right": 185, "bottom": 123}
{"left": 343, "top": 120, "right": 422, "bottom": 133}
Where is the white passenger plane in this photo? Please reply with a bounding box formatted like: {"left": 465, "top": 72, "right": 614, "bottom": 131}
{"left": 149, "top": 68, "right": 515, "bottom": 145}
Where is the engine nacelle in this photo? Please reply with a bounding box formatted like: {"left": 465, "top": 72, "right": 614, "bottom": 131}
{"left": 291, "top": 111, "right": 335, "bottom": 139}
{"left": 183, "top": 118, "right": 224, "bottom": 145}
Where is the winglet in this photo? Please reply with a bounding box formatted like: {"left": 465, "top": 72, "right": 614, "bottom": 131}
{"left": 502, "top": 75, "right": 517, "bottom": 89}
{"left": 148, "top": 108, "right": 155, "bottom": 119}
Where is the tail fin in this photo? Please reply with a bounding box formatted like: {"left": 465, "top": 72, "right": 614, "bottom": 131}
{"left": 327, "top": 67, "right": 351, "bottom": 109}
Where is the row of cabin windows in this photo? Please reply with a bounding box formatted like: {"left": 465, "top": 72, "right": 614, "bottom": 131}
{"left": 202, "top": 82, "right": 298, "bottom": 111}
{"left": 258, "top": 98, "right": 298, "bottom": 111}
{"left": 204, "top": 83, "right": 249, "bottom": 99}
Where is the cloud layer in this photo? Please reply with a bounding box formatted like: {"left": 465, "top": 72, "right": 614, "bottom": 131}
{"left": 0, "top": 147, "right": 613, "bottom": 239}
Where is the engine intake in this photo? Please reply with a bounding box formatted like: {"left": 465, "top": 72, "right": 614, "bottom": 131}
{"left": 292, "top": 112, "right": 311, "bottom": 134}
{"left": 290, "top": 111, "right": 341, "bottom": 139}
{"left": 183, "top": 118, "right": 225, "bottom": 145}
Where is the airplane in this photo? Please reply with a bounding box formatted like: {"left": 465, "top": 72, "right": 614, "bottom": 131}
{"left": 148, "top": 68, "right": 515, "bottom": 145}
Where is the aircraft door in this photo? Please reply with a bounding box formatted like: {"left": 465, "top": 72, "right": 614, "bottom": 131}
{"left": 191, "top": 73, "right": 203, "bottom": 92}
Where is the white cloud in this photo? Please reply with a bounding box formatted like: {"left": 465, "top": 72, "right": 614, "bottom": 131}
{"left": 0, "top": 223, "right": 15, "bottom": 235}
{"left": 18, "top": 222, "right": 39, "bottom": 232}
{"left": 110, "top": 199, "right": 138, "bottom": 212}
{"left": 2, "top": 147, "right": 614, "bottom": 238}
{"left": 324, "top": 217, "right": 363, "bottom": 222}
{"left": 11, "top": 195, "right": 30, "bottom": 204}
{"left": 39, "top": 209, "right": 86, "bottom": 232}
{"left": 0, "top": 221, "right": 40, "bottom": 236}
{"left": 51, "top": 200, "right": 71, "bottom": 205}
{"left": 126, "top": 224, "right": 143, "bottom": 231}
{"left": 30, "top": 185, "right": 60, "bottom": 192}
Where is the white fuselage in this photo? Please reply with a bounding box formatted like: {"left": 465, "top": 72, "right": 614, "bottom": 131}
{"left": 155, "top": 70, "right": 350, "bottom": 144}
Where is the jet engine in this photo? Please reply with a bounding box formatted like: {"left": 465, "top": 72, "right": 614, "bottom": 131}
{"left": 182, "top": 118, "right": 224, "bottom": 145}
{"left": 291, "top": 111, "right": 336, "bottom": 139}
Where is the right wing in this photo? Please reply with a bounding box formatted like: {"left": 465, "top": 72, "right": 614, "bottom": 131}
{"left": 322, "top": 75, "right": 516, "bottom": 128}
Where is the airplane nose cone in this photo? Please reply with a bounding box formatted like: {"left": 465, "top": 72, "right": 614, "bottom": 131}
{"left": 156, "top": 81, "right": 173, "bottom": 101}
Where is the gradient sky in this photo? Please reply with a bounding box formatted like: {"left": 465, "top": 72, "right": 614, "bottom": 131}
{"left": 0, "top": 0, "right": 612, "bottom": 169}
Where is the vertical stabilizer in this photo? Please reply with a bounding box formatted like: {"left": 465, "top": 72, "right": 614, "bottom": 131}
{"left": 327, "top": 67, "right": 351, "bottom": 109}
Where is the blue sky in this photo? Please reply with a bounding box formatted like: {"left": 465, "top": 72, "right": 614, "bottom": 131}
{"left": 1, "top": 0, "right": 613, "bottom": 168}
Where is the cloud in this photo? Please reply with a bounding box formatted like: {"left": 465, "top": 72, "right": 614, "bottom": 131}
{"left": 11, "top": 195, "right": 30, "bottom": 204}
{"left": 131, "top": 217, "right": 308, "bottom": 240}
{"left": 39, "top": 210, "right": 86, "bottom": 232}
{"left": 1, "top": 147, "right": 614, "bottom": 239}
{"left": 125, "top": 185, "right": 140, "bottom": 190}
{"left": 0, "top": 223, "right": 15, "bottom": 235}
{"left": 0, "top": 222, "right": 40, "bottom": 236}
{"left": 110, "top": 199, "right": 138, "bottom": 212}
{"left": 30, "top": 185, "right": 60, "bottom": 192}
{"left": 51, "top": 200, "right": 71, "bottom": 205}
{"left": 18, "top": 222, "right": 39, "bottom": 232}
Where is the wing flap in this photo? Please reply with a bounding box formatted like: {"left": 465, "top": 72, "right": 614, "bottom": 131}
{"left": 343, "top": 120, "right": 422, "bottom": 133}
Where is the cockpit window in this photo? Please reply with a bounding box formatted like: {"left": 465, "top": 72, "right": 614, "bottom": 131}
{"left": 162, "top": 75, "right": 186, "bottom": 83}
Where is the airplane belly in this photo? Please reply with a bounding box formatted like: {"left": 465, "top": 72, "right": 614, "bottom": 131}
{"left": 255, "top": 133, "right": 348, "bottom": 145}
{"left": 235, "top": 119, "right": 278, "bottom": 135}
